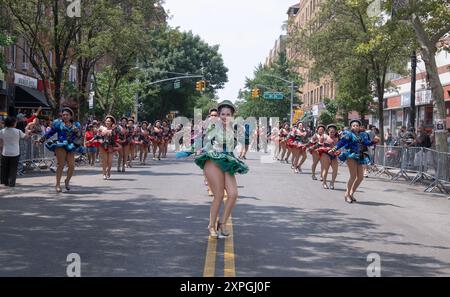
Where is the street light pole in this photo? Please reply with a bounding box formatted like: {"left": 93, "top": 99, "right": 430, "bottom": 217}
{"left": 135, "top": 76, "right": 139, "bottom": 122}
{"left": 290, "top": 81, "right": 294, "bottom": 127}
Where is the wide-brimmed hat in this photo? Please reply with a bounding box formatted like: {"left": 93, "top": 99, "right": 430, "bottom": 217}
{"left": 61, "top": 107, "right": 74, "bottom": 117}
{"left": 141, "top": 121, "right": 149, "bottom": 126}
{"left": 327, "top": 124, "right": 337, "bottom": 131}
{"left": 120, "top": 116, "right": 128, "bottom": 122}
{"left": 316, "top": 124, "right": 326, "bottom": 131}
{"left": 217, "top": 100, "right": 236, "bottom": 114}
{"left": 349, "top": 119, "right": 362, "bottom": 126}
{"left": 104, "top": 115, "right": 116, "bottom": 124}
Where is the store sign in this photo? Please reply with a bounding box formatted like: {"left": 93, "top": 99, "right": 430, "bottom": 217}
{"left": 401, "top": 90, "right": 432, "bottom": 107}
{"left": 88, "top": 91, "right": 94, "bottom": 109}
{"left": 435, "top": 119, "right": 446, "bottom": 133}
{"left": 14, "top": 72, "right": 38, "bottom": 89}
{"left": 416, "top": 89, "right": 432, "bottom": 105}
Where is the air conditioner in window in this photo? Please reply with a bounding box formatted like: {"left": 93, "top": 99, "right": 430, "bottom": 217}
{"left": 21, "top": 62, "right": 29, "bottom": 70}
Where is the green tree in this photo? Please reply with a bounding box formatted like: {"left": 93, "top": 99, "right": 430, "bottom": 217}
{"left": 236, "top": 51, "right": 302, "bottom": 120}
{"left": 288, "top": 0, "right": 413, "bottom": 143}
{"left": 319, "top": 98, "right": 338, "bottom": 126}
{"left": 2, "top": 0, "right": 82, "bottom": 114}
{"left": 391, "top": 0, "right": 450, "bottom": 152}
{"left": 92, "top": 65, "right": 139, "bottom": 116}
{"left": 139, "top": 29, "right": 228, "bottom": 120}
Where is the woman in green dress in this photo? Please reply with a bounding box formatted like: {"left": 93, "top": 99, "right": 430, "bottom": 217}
{"left": 195, "top": 100, "right": 249, "bottom": 238}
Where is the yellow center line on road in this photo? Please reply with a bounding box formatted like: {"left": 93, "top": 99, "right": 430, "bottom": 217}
{"left": 224, "top": 217, "right": 236, "bottom": 277}
{"left": 203, "top": 194, "right": 237, "bottom": 277}
{"left": 203, "top": 234, "right": 218, "bottom": 277}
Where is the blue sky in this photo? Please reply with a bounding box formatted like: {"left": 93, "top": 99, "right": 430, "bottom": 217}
{"left": 164, "top": 0, "right": 298, "bottom": 102}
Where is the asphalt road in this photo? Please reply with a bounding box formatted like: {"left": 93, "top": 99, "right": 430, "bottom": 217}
{"left": 1, "top": 150, "right": 449, "bottom": 276}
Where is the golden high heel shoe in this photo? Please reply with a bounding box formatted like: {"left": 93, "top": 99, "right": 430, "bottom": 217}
{"left": 208, "top": 225, "right": 218, "bottom": 238}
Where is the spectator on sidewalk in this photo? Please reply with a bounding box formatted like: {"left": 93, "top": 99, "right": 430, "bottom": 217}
{"left": 447, "top": 129, "right": 450, "bottom": 153}
{"left": 414, "top": 126, "right": 432, "bottom": 149}
{"left": 403, "top": 127, "right": 416, "bottom": 147}
{"left": 0, "top": 116, "right": 31, "bottom": 187}
{"left": 385, "top": 128, "right": 393, "bottom": 145}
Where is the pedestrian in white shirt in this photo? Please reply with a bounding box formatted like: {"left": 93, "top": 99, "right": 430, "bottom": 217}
{"left": 0, "top": 117, "right": 31, "bottom": 187}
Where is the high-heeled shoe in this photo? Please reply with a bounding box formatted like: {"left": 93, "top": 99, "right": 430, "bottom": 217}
{"left": 350, "top": 195, "right": 357, "bottom": 202}
{"left": 217, "top": 222, "right": 230, "bottom": 239}
{"left": 55, "top": 185, "right": 62, "bottom": 193}
{"left": 345, "top": 194, "right": 353, "bottom": 204}
{"left": 312, "top": 175, "right": 318, "bottom": 180}
{"left": 322, "top": 183, "right": 329, "bottom": 189}
{"left": 329, "top": 182, "right": 335, "bottom": 190}
{"left": 64, "top": 179, "right": 70, "bottom": 191}
{"left": 208, "top": 225, "right": 218, "bottom": 238}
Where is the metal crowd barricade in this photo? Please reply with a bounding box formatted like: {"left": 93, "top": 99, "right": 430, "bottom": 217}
{"left": 424, "top": 149, "right": 449, "bottom": 193}
{"left": 373, "top": 144, "right": 450, "bottom": 194}
{"left": 410, "top": 147, "right": 433, "bottom": 185}
{"left": 374, "top": 145, "right": 396, "bottom": 178}
{"left": 18, "top": 135, "right": 56, "bottom": 174}
{"left": 373, "top": 145, "right": 404, "bottom": 178}
{"left": 391, "top": 146, "right": 411, "bottom": 181}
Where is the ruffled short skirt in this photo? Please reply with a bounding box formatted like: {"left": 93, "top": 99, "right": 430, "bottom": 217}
{"left": 195, "top": 151, "right": 249, "bottom": 176}
{"left": 338, "top": 151, "right": 370, "bottom": 165}
{"left": 286, "top": 139, "right": 307, "bottom": 150}
{"left": 45, "top": 140, "right": 85, "bottom": 154}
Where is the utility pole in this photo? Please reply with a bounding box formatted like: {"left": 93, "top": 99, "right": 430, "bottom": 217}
{"left": 409, "top": 51, "right": 417, "bottom": 130}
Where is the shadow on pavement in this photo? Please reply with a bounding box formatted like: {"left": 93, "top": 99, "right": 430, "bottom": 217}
{"left": 233, "top": 204, "right": 450, "bottom": 277}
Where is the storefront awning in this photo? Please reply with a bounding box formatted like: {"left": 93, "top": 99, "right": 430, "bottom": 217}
{"left": 14, "top": 84, "right": 50, "bottom": 108}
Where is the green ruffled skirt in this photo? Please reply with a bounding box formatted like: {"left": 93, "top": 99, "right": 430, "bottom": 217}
{"left": 195, "top": 151, "right": 249, "bottom": 175}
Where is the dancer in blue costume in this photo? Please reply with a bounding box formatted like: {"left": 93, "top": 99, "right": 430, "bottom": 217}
{"left": 329, "top": 120, "right": 379, "bottom": 203}
{"left": 195, "top": 100, "right": 249, "bottom": 238}
{"left": 39, "top": 107, "right": 83, "bottom": 192}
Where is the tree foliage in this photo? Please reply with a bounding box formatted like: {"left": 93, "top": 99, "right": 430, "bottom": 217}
{"left": 390, "top": 0, "right": 450, "bottom": 152}
{"left": 236, "top": 51, "right": 302, "bottom": 120}
{"left": 139, "top": 29, "right": 228, "bottom": 121}
{"left": 287, "top": 0, "right": 414, "bottom": 142}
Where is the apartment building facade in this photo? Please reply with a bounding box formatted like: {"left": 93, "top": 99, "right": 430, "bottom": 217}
{"left": 376, "top": 47, "right": 450, "bottom": 136}
{"left": 265, "top": 35, "right": 287, "bottom": 67}
{"left": 286, "top": 0, "right": 336, "bottom": 120}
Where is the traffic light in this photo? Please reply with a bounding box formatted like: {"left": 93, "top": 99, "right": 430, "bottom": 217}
{"left": 196, "top": 80, "right": 206, "bottom": 91}
{"left": 252, "top": 88, "right": 260, "bottom": 98}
